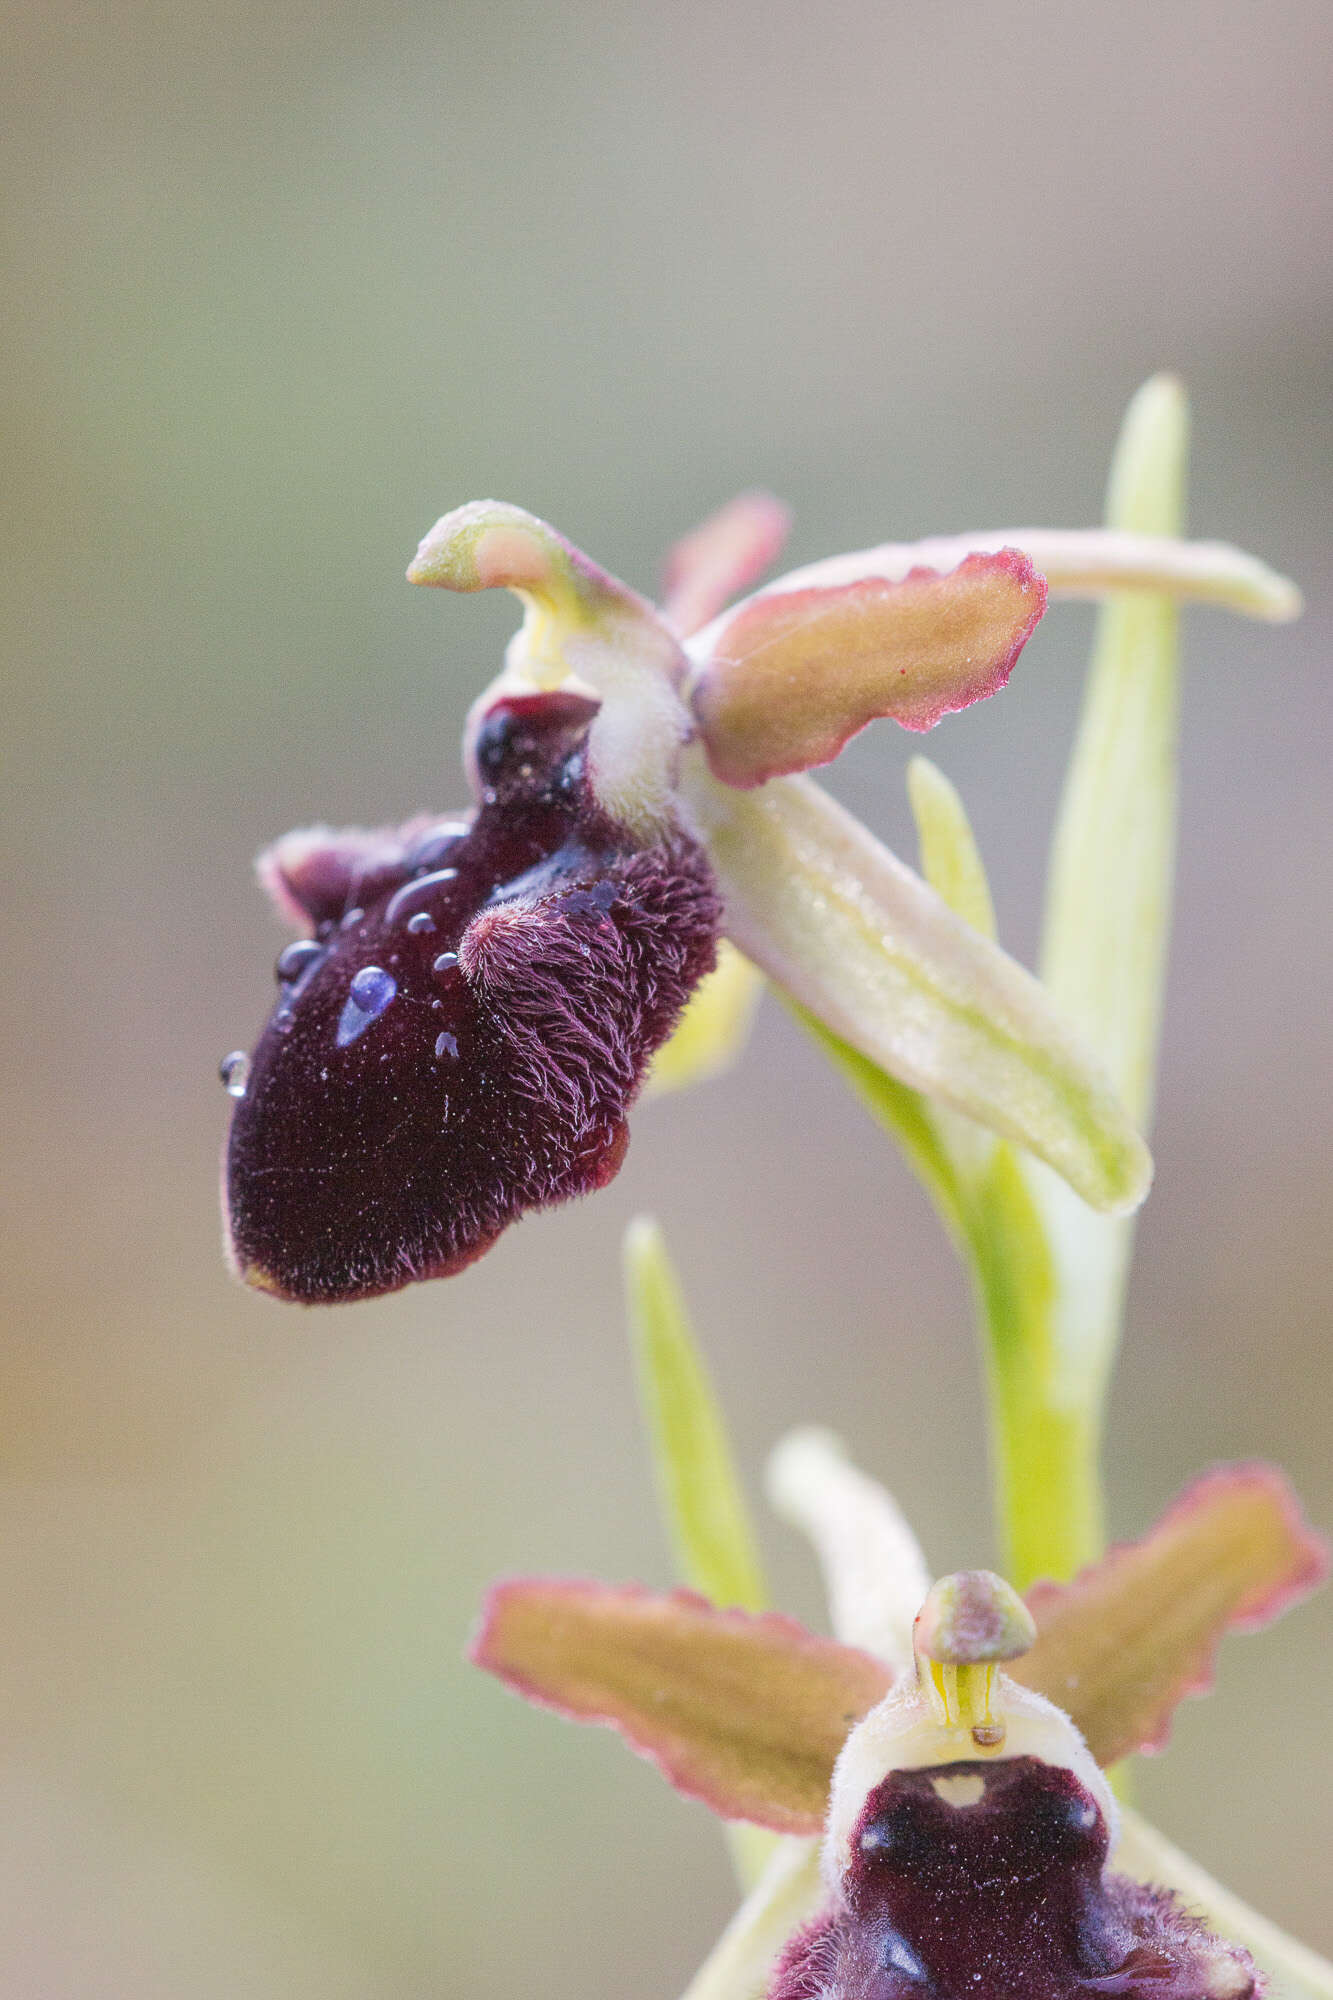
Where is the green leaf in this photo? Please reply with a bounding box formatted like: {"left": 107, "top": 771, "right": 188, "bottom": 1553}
{"left": 624, "top": 1217, "right": 768, "bottom": 1616}
{"left": 1041, "top": 373, "right": 1187, "bottom": 1127}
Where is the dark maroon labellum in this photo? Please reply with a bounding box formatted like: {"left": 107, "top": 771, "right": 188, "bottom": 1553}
{"left": 771, "top": 1759, "right": 1257, "bottom": 2000}
{"left": 224, "top": 690, "right": 720, "bottom": 1304}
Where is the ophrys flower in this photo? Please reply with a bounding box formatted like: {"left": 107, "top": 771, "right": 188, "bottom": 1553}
{"left": 221, "top": 488, "right": 1298, "bottom": 1302}
{"left": 474, "top": 1429, "right": 1329, "bottom": 2000}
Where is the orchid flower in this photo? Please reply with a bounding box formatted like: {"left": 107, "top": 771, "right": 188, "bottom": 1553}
{"left": 473, "top": 1422, "right": 1329, "bottom": 2000}
{"left": 218, "top": 459, "right": 1298, "bottom": 1305}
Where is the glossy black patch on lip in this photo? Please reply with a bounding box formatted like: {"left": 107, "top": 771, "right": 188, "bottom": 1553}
{"left": 769, "top": 1757, "right": 1257, "bottom": 2000}
{"left": 224, "top": 691, "right": 720, "bottom": 1304}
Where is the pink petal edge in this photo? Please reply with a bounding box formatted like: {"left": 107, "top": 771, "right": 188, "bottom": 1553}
{"left": 693, "top": 549, "right": 1047, "bottom": 789}
{"left": 470, "top": 1576, "right": 892, "bottom": 1832}
{"left": 1025, "top": 1461, "right": 1328, "bottom": 1757}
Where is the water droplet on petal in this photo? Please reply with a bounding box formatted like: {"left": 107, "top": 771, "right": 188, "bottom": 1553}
{"left": 434, "top": 1031, "right": 459, "bottom": 1060}
{"left": 406, "top": 911, "right": 436, "bottom": 935}
{"left": 384, "top": 869, "right": 462, "bottom": 926}
{"left": 432, "top": 950, "right": 459, "bottom": 975}
{"left": 351, "top": 965, "right": 395, "bottom": 1010}
{"left": 220, "top": 1051, "right": 250, "bottom": 1098}
{"left": 340, "top": 906, "right": 365, "bottom": 930}
{"left": 275, "top": 938, "right": 324, "bottom": 983}
{"left": 337, "top": 964, "right": 398, "bottom": 1046}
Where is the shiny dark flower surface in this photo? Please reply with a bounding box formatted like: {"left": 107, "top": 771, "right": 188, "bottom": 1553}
{"left": 772, "top": 1758, "right": 1256, "bottom": 2000}
{"left": 224, "top": 691, "right": 720, "bottom": 1303}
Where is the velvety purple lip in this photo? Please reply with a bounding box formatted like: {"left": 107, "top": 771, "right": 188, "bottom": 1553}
{"left": 770, "top": 1757, "right": 1257, "bottom": 2000}
{"left": 223, "top": 689, "right": 721, "bottom": 1305}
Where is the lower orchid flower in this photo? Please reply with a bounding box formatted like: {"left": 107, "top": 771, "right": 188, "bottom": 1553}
{"left": 219, "top": 470, "right": 1299, "bottom": 1303}
{"left": 473, "top": 1426, "right": 1330, "bottom": 2000}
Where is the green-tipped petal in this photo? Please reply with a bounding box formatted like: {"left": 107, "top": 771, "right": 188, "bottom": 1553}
{"left": 644, "top": 943, "right": 765, "bottom": 1098}
{"left": 684, "top": 764, "right": 1152, "bottom": 1216}
{"left": 408, "top": 498, "right": 651, "bottom": 634}
{"left": 766, "top": 1428, "right": 931, "bottom": 1673}
{"left": 1114, "top": 1808, "right": 1333, "bottom": 2000}
{"left": 625, "top": 1217, "right": 768, "bottom": 1615}
{"left": 784, "top": 761, "right": 1001, "bottom": 1245}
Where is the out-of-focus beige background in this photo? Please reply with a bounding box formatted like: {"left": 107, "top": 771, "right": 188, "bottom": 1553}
{"left": 3, "top": 0, "right": 1331, "bottom": 1990}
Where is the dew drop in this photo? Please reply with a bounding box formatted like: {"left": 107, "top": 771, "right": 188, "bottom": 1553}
{"left": 275, "top": 938, "right": 324, "bottom": 983}
{"left": 350, "top": 964, "right": 395, "bottom": 1012}
{"left": 336, "top": 964, "right": 398, "bottom": 1047}
{"left": 435, "top": 1031, "right": 459, "bottom": 1060}
{"left": 219, "top": 1050, "right": 250, "bottom": 1099}
{"left": 384, "top": 868, "right": 461, "bottom": 926}
{"left": 432, "top": 950, "right": 459, "bottom": 975}
{"left": 340, "top": 906, "right": 365, "bottom": 930}
{"left": 406, "top": 910, "right": 436, "bottom": 935}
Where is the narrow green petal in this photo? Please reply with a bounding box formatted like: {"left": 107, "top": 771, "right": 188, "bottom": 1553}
{"left": 643, "top": 943, "right": 765, "bottom": 1099}
{"left": 766, "top": 1428, "right": 931, "bottom": 1674}
{"left": 1019, "top": 373, "right": 1188, "bottom": 1423}
{"left": 624, "top": 1217, "right": 768, "bottom": 1616}
{"left": 1114, "top": 1808, "right": 1333, "bottom": 2000}
{"left": 678, "top": 1836, "right": 824, "bottom": 2000}
{"left": 625, "top": 1218, "right": 776, "bottom": 1888}
{"left": 686, "top": 763, "right": 1151, "bottom": 1216}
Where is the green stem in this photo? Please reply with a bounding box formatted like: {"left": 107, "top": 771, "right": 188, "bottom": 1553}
{"left": 988, "top": 1353, "right": 1104, "bottom": 1588}
{"left": 960, "top": 1145, "right": 1106, "bottom": 1588}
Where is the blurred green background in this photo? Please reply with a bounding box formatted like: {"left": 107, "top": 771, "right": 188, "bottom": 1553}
{"left": 3, "top": 0, "right": 1331, "bottom": 1990}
